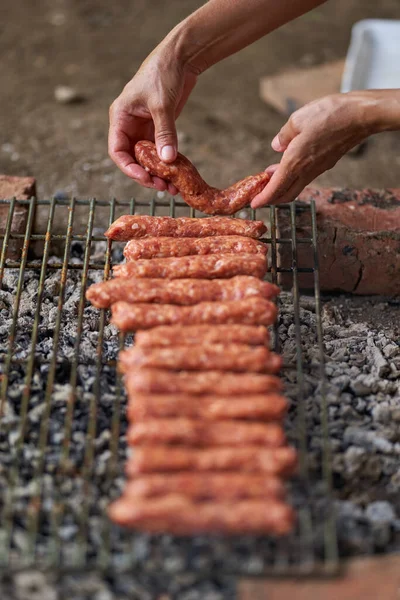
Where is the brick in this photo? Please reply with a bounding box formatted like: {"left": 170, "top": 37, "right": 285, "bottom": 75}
{"left": 0, "top": 175, "right": 36, "bottom": 260}
{"left": 278, "top": 188, "right": 400, "bottom": 295}
{"left": 239, "top": 554, "right": 400, "bottom": 600}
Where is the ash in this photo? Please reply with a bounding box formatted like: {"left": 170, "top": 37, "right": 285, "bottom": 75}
{"left": 0, "top": 239, "right": 399, "bottom": 599}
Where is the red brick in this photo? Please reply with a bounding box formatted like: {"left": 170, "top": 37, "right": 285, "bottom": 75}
{"left": 0, "top": 175, "right": 36, "bottom": 260}
{"left": 239, "top": 554, "right": 400, "bottom": 600}
{"left": 278, "top": 188, "right": 400, "bottom": 296}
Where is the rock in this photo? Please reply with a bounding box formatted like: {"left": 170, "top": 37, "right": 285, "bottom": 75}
{"left": 54, "top": 85, "right": 83, "bottom": 104}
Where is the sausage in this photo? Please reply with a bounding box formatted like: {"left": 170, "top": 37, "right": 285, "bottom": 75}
{"left": 104, "top": 215, "right": 267, "bottom": 241}
{"left": 111, "top": 297, "right": 278, "bottom": 331}
{"left": 125, "top": 369, "right": 283, "bottom": 395}
{"left": 135, "top": 140, "right": 271, "bottom": 216}
{"left": 124, "top": 473, "right": 285, "bottom": 501}
{"left": 127, "top": 393, "right": 288, "bottom": 421}
{"left": 108, "top": 495, "right": 294, "bottom": 535}
{"left": 126, "top": 446, "right": 297, "bottom": 476}
{"left": 86, "top": 276, "right": 278, "bottom": 308}
{"left": 135, "top": 324, "right": 270, "bottom": 348}
{"left": 113, "top": 254, "right": 267, "bottom": 280}
{"left": 127, "top": 419, "right": 286, "bottom": 447}
{"left": 124, "top": 235, "right": 267, "bottom": 260}
{"left": 119, "top": 343, "right": 282, "bottom": 373}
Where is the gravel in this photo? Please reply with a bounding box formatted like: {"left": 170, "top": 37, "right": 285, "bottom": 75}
{"left": 0, "top": 242, "right": 399, "bottom": 598}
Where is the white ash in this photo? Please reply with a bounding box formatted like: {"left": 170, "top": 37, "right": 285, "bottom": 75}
{"left": 0, "top": 242, "right": 399, "bottom": 594}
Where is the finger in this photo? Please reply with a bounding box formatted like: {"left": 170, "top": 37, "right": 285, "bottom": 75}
{"left": 271, "top": 119, "right": 297, "bottom": 152}
{"left": 151, "top": 101, "right": 178, "bottom": 163}
{"left": 265, "top": 163, "right": 280, "bottom": 175}
{"left": 251, "top": 158, "right": 301, "bottom": 208}
{"left": 267, "top": 177, "right": 309, "bottom": 206}
{"left": 108, "top": 119, "right": 153, "bottom": 184}
{"left": 152, "top": 177, "right": 168, "bottom": 192}
{"left": 167, "top": 183, "right": 179, "bottom": 195}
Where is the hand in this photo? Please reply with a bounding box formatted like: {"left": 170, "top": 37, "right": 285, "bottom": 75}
{"left": 251, "top": 92, "right": 381, "bottom": 207}
{"left": 108, "top": 44, "right": 197, "bottom": 194}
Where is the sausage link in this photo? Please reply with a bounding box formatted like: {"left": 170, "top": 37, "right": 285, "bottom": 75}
{"left": 105, "top": 215, "right": 267, "bottom": 241}
{"left": 111, "top": 297, "right": 278, "bottom": 331}
{"left": 109, "top": 495, "right": 295, "bottom": 535}
{"left": 127, "top": 419, "right": 286, "bottom": 447}
{"left": 120, "top": 343, "right": 282, "bottom": 373}
{"left": 135, "top": 324, "right": 269, "bottom": 348}
{"left": 124, "top": 235, "right": 267, "bottom": 260}
{"left": 127, "top": 393, "right": 288, "bottom": 421}
{"left": 135, "top": 140, "right": 271, "bottom": 216}
{"left": 125, "top": 369, "right": 283, "bottom": 395}
{"left": 113, "top": 254, "right": 267, "bottom": 280}
{"left": 87, "top": 276, "right": 277, "bottom": 308}
{"left": 124, "top": 473, "right": 285, "bottom": 501}
{"left": 126, "top": 446, "right": 297, "bottom": 476}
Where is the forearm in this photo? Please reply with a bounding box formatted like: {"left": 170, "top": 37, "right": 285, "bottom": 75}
{"left": 367, "top": 89, "right": 400, "bottom": 132}
{"left": 162, "top": 0, "right": 327, "bottom": 74}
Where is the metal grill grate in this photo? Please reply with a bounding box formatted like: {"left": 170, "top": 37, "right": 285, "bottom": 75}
{"left": 0, "top": 197, "right": 339, "bottom": 576}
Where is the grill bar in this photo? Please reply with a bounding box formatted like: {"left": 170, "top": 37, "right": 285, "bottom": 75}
{"left": 0, "top": 196, "right": 339, "bottom": 576}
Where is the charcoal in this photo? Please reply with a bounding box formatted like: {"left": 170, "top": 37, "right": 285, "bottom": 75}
{"left": 0, "top": 244, "right": 399, "bottom": 598}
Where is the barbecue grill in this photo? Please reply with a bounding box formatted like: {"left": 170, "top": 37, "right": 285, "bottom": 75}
{"left": 0, "top": 196, "right": 339, "bottom": 576}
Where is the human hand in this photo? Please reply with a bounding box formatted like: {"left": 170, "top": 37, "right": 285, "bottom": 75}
{"left": 108, "top": 44, "right": 197, "bottom": 194}
{"left": 251, "top": 92, "right": 383, "bottom": 207}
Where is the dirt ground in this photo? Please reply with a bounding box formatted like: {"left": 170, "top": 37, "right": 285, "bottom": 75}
{"left": 1, "top": 0, "right": 399, "bottom": 209}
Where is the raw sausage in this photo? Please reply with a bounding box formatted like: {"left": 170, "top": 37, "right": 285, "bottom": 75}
{"left": 127, "top": 393, "right": 288, "bottom": 421}
{"left": 135, "top": 140, "right": 271, "bottom": 216}
{"left": 109, "top": 494, "right": 294, "bottom": 535}
{"left": 105, "top": 215, "right": 267, "bottom": 241}
{"left": 86, "top": 276, "right": 277, "bottom": 308}
{"left": 111, "top": 297, "right": 278, "bottom": 331}
{"left": 113, "top": 254, "right": 267, "bottom": 279}
{"left": 119, "top": 343, "right": 282, "bottom": 373}
{"left": 124, "top": 235, "right": 267, "bottom": 260}
{"left": 125, "top": 369, "right": 283, "bottom": 395}
{"left": 126, "top": 446, "right": 297, "bottom": 476}
{"left": 127, "top": 419, "right": 286, "bottom": 447}
{"left": 124, "top": 473, "right": 285, "bottom": 500}
{"left": 134, "top": 324, "right": 269, "bottom": 347}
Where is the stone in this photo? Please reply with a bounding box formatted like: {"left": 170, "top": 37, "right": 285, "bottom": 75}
{"left": 54, "top": 85, "right": 83, "bottom": 104}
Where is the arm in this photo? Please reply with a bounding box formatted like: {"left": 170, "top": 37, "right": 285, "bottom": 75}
{"left": 250, "top": 89, "right": 400, "bottom": 207}
{"left": 109, "top": 0, "right": 327, "bottom": 192}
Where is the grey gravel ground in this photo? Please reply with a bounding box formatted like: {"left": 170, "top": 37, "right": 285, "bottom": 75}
{"left": 0, "top": 240, "right": 399, "bottom": 599}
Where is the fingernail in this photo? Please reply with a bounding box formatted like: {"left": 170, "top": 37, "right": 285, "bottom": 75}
{"left": 271, "top": 135, "right": 282, "bottom": 151}
{"left": 161, "top": 145, "right": 175, "bottom": 161}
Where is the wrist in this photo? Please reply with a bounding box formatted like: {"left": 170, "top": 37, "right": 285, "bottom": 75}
{"left": 348, "top": 90, "right": 400, "bottom": 134}
{"left": 162, "top": 20, "right": 209, "bottom": 76}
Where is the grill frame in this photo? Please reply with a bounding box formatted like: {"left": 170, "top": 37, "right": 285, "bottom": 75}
{"left": 0, "top": 197, "right": 339, "bottom": 577}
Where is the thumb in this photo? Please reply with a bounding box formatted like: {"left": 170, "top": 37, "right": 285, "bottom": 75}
{"left": 151, "top": 102, "right": 178, "bottom": 163}
{"left": 271, "top": 118, "right": 297, "bottom": 152}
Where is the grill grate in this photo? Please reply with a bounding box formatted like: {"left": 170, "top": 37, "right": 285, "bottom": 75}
{"left": 0, "top": 197, "right": 339, "bottom": 576}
